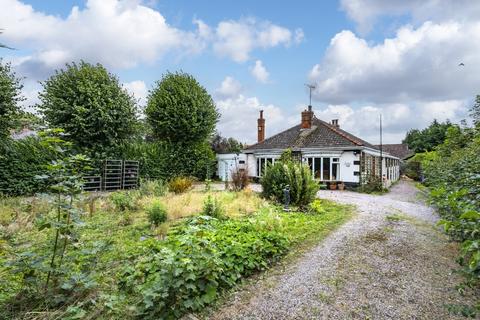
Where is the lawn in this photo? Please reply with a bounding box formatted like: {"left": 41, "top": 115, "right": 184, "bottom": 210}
{"left": 0, "top": 185, "right": 353, "bottom": 319}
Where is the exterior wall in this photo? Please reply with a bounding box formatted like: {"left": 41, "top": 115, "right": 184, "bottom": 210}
{"left": 360, "top": 149, "right": 401, "bottom": 187}
{"left": 216, "top": 153, "right": 247, "bottom": 181}
{"left": 245, "top": 149, "right": 361, "bottom": 184}
{"left": 339, "top": 151, "right": 360, "bottom": 184}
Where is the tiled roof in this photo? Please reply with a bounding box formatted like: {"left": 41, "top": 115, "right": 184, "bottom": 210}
{"left": 244, "top": 117, "right": 378, "bottom": 151}
{"left": 375, "top": 144, "right": 414, "bottom": 160}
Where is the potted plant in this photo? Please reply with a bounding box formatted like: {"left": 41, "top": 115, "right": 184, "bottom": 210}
{"left": 329, "top": 181, "right": 337, "bottom": 190}
{"left": 338, "top": 182, "right": 345, "bottom": 190}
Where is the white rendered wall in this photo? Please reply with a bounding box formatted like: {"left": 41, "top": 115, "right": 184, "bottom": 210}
{"left": 216, "top": 153, "right": 247, "bottom": 181}
{"left": 339, "top": 151, "right": 359, "bottom": 183}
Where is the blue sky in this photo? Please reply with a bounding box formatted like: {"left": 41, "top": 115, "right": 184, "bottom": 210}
{"left": 1, "top": 0, "right": 479, "bottom": 143}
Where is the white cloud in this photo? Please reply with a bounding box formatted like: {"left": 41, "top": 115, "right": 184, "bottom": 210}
{"left": 0, "top": 1, "right": 302, "bottom": 80}
{"left": 312, "top": 100, "right": 467, "bottom": 144}
{"left": 124, "top": 80, "right": 148, "bottom": 106}
{"left": 0, "top": 0, "right": 208, "bottom": 77}
{"left": 340, "top": 0, "right": 480, "bottom": 34}
{"left": 216, "top": 76, "right": 242, "bottom": 99}
{"left": 250, "top": 60, "right": 269, "bottom": 83}
{"left": 213, "top": 18, "right": 303, "bottom": 62}
{"left": 308, "top": 21, "right": 480, "bottom": 105}
{"left": 214, "top": 78, "right": 296, "bottom": 143}
{"left": 294, "top": 28, "right": 305, "bottom": 44}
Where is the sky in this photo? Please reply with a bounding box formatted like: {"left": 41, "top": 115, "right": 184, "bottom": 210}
{"left": 1, "top": 0, "right": 479, "bottom": 144}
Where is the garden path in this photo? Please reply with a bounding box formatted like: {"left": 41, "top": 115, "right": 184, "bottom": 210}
{"left": 210, "top": 180, "right": 478, "bottom": 319}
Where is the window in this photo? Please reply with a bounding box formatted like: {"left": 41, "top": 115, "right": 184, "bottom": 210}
{"left": 239, "top": 160, "right": 245, "bottom": 164}
{"left": 353, "top": 160, "right": 360, "bottom": 165}
{"left": 332, "top": 158, "right": 340, "bottom": 180}
{"left": 323, "top": 158, "right": 330, "bottom": 180}
{"left": 305, "top": 156, "right": 340, "bottom": 181}
{"left": 256, "top": 157, "right": 275, "bottom": 177}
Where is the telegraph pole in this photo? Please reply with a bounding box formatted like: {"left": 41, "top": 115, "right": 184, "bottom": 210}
{"left": 380, "top": 114, "right": 383, "bottom": 187}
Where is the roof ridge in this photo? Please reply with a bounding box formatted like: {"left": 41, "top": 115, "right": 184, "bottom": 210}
{"left": 244, "top": 123, "right": 301, "bottom": 150}
{"left": 313, "top": 117, "right": 363, "bottom": 146}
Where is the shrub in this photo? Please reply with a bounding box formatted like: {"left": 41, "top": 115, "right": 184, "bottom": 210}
{"left": 138, "top": 179, "right": 167, "bottom": 197}
{"left": 146, "top": 200, "right": 168, "bottom": 226}
{"left": 203, "top": 195, "right": 224, "bottom": 219}
{"left": 110, "top": 191, "right": 137, "bottom": 212}
{"left": 168, "top": 176, "right": 194, "bottom": 194}
{"left": 120, "top": 215, "right": 289, "bottom": 319}
{"left": 309, "top": 199, "right": 326, "bottom": 214}
{"left": 261, "top": 161, "right": 318, "bottom": 209}
{"left": 357, "top": 175, "right": 384, "bottom": 193}
{"left": 0, "top": 137, "right": 55, "bottom": 196}
{"left": 231, "top": 168, "right": 249, "bottom": 191}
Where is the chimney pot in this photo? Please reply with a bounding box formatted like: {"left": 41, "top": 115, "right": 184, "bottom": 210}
{"left": 331, "top": 119, "right": 339, "bottom": 128}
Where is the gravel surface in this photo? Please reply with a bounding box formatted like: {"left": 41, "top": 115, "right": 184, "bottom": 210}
{"left": 209, "top": 180, "right": 478, "bottom": 320}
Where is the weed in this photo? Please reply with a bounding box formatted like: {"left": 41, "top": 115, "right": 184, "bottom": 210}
{"left": 146, "top": 200, "right": 167, "bottom": 226}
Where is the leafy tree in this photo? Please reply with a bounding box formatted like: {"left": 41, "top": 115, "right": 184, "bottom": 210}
{"left": 403, "top": 119, "right": 453, "bottom": 153}
{"left": 471, "top": 95, "right": 480, "bottom": 128}
{"left": 38, "top": 61, "right": 138, "bottom": 154}
{"left": 146, "top": 72, "right": 219, "bottom": 143}
{"left": 0, "top": 60, "right": 24, "bottom": 139}
{"left": 210, "top": 132, "right": 244, "bottom": 154}
{"left": 11, "top": 110, "right": 44, "bottom": 132}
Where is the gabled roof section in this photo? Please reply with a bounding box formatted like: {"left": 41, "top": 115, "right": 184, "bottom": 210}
{"left": 244, "top": 116, "right": 379, "bottom": 151}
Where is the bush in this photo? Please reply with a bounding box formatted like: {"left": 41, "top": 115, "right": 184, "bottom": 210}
{"left": 168, "top": 177, "right": 194, "bottom": 194}
{"left": 120, "top": 215, "right": 289, "bottom": 319}
{"left": 203, "top": 195, "right": 224, "bottom": 219}
{"left": 261, "top": 161, "right": 318, "bottom": 209}
{"left": 357, "top": 175, "right": 384, "bottom": 193}
{"left": 418, "top": 124, "right": 479, "bottom": 309}
{"left": 110, "top": 191, "right": 137, "bottom": 212}
{"left": 0, "top": 137, "right": 55, "bottom": 196}
{"left": 146, "top": 200, "right": 168, "bottom": 226}
{"left": 231, "top": 168, "right": 249, "bottom": 191}
{"left": 138, "top": 179, "right": 167, "bottom": 197}
{"left": 309, "top": 199, "right": 326, "bottom": 214}
{"left": 117, "top": 140, "right": 216, "bottom": 181}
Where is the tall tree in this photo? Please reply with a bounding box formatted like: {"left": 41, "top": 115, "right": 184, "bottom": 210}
{"left": 38, "top": 61, "right": 138, "bottom": 153}
{"left": 403, "top": 119, "right": 453, "bottom": 153}
{"left": 471, "top": 95, "right": 480, "bottom": 128}
{"left": 146, "top": 72, "right": 219, "bottom": 143}
{"left": 210, "top": 133, "right": 244, "bottom": 154}
{"left": 0, "top": 60, "right": 24, "bottom": 139}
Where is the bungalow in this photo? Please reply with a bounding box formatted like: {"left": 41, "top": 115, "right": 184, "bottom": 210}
{"left": 217, "top": 107, "right": 400, "bottom": 188}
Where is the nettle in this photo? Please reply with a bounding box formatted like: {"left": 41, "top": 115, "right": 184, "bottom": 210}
{"left": 119, "top": 215, "right": 289, "bottom": 319}
{"left": 5, "top": 129, "right": 111, "bottom": 316}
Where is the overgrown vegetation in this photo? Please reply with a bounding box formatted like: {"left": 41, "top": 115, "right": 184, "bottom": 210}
{"left": 0, "top": 186, "right": 352, "bottom": 319}
{"left": 410, "top": 99, "right": 480, "bottom": 315}
{"left": 168, "top": 176, "right": 194, "bottom": 194}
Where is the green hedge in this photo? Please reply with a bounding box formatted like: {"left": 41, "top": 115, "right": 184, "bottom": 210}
{"left": 117, "top": 140, "right": 215, "bottom": 180}
{"left": 0, "top": 137, "right": 55, "bottom": 196}
{"left": 421, "top": 128, "right": 480, "bottom": 296}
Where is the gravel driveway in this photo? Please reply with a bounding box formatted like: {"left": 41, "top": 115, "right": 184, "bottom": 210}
{"left": 210, "top": 180, "right": 478, "bottom": 319}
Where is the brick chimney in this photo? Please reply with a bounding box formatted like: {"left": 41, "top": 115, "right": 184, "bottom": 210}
{"left": 257, "top": 110, "right": 265, "bottom": 143}
{"left": 331, "top": 119, "right": 339, "bottom": 128}
{"left": 301, "top": 105, "right": 314, "bottom": 129}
